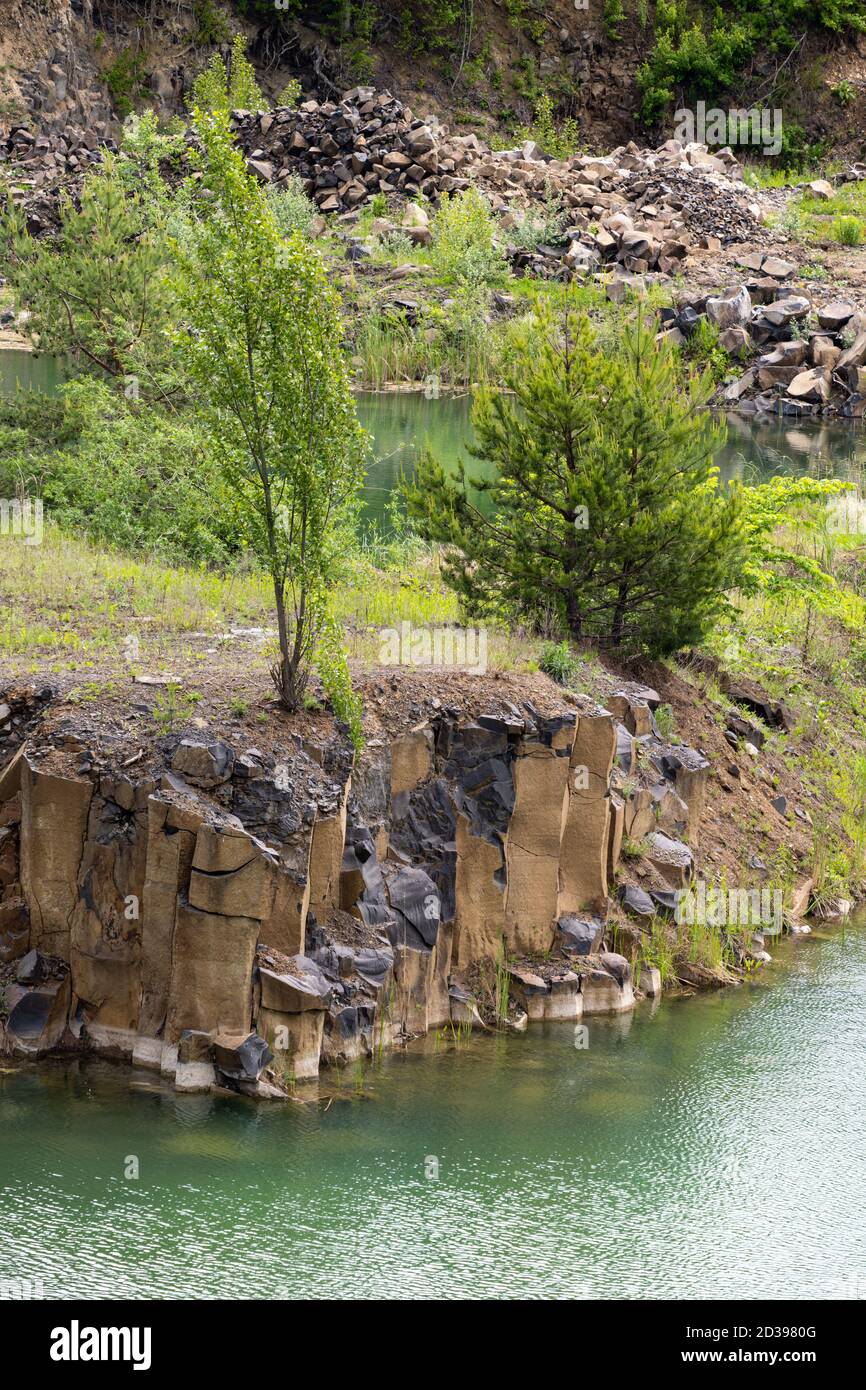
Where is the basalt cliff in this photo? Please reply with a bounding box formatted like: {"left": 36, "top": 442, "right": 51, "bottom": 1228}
{"left": 0, "top": 675, "right": 736, "bottom": 1098}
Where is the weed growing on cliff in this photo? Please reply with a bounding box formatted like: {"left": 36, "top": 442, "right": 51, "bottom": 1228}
{"left": 494, "top": 947, "right": 511, "bottom": 1023}
{"left": 152, "top": 681, "right": 201, "bottom": 733}
{"left": 642, "top": 916, "right": 676, "bottom": 985}
{"left": 653, "top": 703, "right": 675, "bottom": 738}
{"left": 103, "top": 47, "right": 148, "bottom": 118}
{"left": 315, "top": 612, "right": 364, "bottom": 752}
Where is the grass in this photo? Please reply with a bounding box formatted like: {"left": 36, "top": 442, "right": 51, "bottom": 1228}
{"left": 0, "top": 523, "right": 539, "bottom": 680}
{"left": 778, "top": 180, "right": 866, "bottom": 247}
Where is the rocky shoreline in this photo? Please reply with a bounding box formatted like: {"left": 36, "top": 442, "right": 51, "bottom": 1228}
{"left": 0, "top": 669, "right": 829, "bottom": 1102}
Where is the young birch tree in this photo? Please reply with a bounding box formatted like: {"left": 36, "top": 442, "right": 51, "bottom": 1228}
{"left": 175, "top": 109, "right": 367, "bottom": 713}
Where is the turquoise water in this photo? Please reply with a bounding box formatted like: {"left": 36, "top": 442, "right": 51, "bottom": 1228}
{"left": 3, "top": 349, "right": 865, "bottom": 533}
{"left": 1, "top": 922, "right": 864, "bottom": 1300}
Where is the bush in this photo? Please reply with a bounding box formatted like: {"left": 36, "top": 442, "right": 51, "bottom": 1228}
{"left": 539, "top": 640, "right": 579, "bottom": 685}
{"left": 520, "top": 93, "right": 579, "bottom": 160}
{"left": 0, "top": 380, "right": 237, "bottom": 565}
{"left": 265, "top": 178, "right": 318, "bottom": 237}
{"left": 833, "top": 215, "right": 865, "bottom": 246}
{"left": 191, "top": 35, "right": 265, "bottom": 113}
{"left": 193, "top": 0, "right": 230, "bottom": 45}
{"left": 103, "top": 47, "right": 148, "bottom": 118}
{"left": 637, "top": 3, "right": 866, "bottom": 126}
{"left": 430, "top": 188, "right": 505, "bottom": 287}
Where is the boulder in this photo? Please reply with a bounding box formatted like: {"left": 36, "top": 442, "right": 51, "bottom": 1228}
{"left": 645, "top": 831, "right": 693, "bottom": 888}
{"left": 212, "top": 1031, "right": 273, "bottom": 1081}
{"left": 557, "top": 915, "right": 605, "bottom": 955}
{"left": 817, "top": 300, "right": 855, "bottom": 332}
{"left": 787, "top": 367, "right": 831, "bottom": 403}
{"left": 258, "top": 955, "right": 332, "bottom": 1012}
{"left": 719, "top": 326, "right": 751, "bottom": 355}
{"left": 171, "top": 740, "right": 235, "bottom": 789}
{"left": 761, "top": 296, "right": 811, "bottom": 327}
{"left": 705, "top": 285, "right": 751, "bottom": 330}
{"left": 4, "top": 973, "right": 70, "bottom": 1055}
{"left": 581, "top": 954, "right": 635, "bottom": 1014}
{"left": 620, "top": 884, "right": 655, "bottom": 918}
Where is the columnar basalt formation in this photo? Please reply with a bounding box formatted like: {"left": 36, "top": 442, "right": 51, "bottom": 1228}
{"left": 0, "top": 682, "right": 711, "bottom": 1098}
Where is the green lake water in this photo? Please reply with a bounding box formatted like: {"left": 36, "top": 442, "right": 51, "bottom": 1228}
{"left": 2, "top": 351, "right": 866, "bottom": 1299}
{"left": 3, "top": 349, "right": 866, "bottom": 532}
{"left": 1, "top": 923, "right": 865, "bottom": 1300}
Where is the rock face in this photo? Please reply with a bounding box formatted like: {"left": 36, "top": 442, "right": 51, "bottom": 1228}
{"left": 0, "top": 685, "right": 713, "bottom": 1095}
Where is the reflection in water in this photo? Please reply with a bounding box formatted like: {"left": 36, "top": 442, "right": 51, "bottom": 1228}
{"left": 1, "top": 923, "right": 864, "bottom": 1299}
{"left": 3, "top": 348, "right": 864, "bottom": 534}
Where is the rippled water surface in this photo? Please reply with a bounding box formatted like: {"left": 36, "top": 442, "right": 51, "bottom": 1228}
{"left": 1, "top": 924, "right": 865, "bottom": 1300}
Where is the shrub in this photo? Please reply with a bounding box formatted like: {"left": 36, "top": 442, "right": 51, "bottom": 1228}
{"left": 539, "top": 639, "right": 579, "bottom": 685}
{"left": 833, "top": 215, "right": 865, "bottom": 246}
{"left": 103, "top": 47, "right": 148, "bottom": 118}
{"left": 191, "top": 34, "right": 266, "bottom": 113}
{"left": 265, "top": 178, "right": 317, "bottom": 237}
{"left": 430, "top": 188, "right": 505, "bottom": 287}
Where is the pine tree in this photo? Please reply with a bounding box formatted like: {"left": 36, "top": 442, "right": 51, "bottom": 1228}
{"left": 406, "top": 300, "right": 746, "bottom": 657}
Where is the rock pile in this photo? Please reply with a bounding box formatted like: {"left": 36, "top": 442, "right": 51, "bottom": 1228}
{"left": 658, "top": 260, "right": 866, "bottom": 416}
{"left": 229, "top": 87, "right": 766, "bottom": 273}
{"left": 1, "top": 83, "right": 766, "bottom": 270}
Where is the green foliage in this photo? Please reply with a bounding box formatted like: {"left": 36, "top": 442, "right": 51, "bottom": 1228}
{"left": 193, "top": 0, "right": 230, "bottom": 45}
{"left": 833, "top": 214, "right": 865, "bottom": 246}
{"left": 103, "top": 47, "right": 148, "bottom": 118}
{"left": 683, "top": 315, "right": 737, "bottom": 381}
{"left": 265, "top": 177, "right": 318, "bottom": 237}
{"left": 0, "top": 156, "right": 178, "bottom": 398}
{"left": 654, "top": 702, "right": 675, "bottom": 737}
{"left": 832, "top": 79, "right": 857, "bottom": 104}
{"left": 430, "top": 188, "right": 505, "bottom": 287}
{"left": 507, "top": 188, "right": 569, "bottom": 251}
{"left": 316, "top": 610, "right": 365, "bottom": 751}
{"left": 520, "top": 93, "right": 579, "bottom": 159}
{"left": 174, "top": 108, "right": 368, "bottom": 710}
{"left": 637, "top": 2, "right": 866, "bottom": 125}
{"left": 152, "top": 682, "right": 202, "bottom": 733}
{"left": 406, "top": 299, "right": 746, "bottom": 656}
{"left": 276, "top": 77, "right": 302, "bottom": 107}
{"left": 604, "top": 0, "right": 626, "bottom": 41}
{"left": 0, "top": 379, "right": 235, "bottom": 565}
{"left": 191, "top": 34, "right": 265, "bottom": 113}
{"left": 737, "top": 474, "right": 855, "bottom": 616}
{"left": 539, "top": 639, "right": 579, "bottom": 685}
